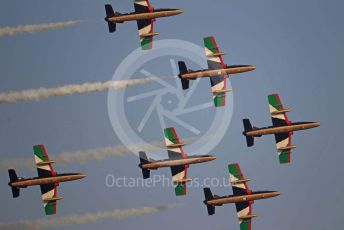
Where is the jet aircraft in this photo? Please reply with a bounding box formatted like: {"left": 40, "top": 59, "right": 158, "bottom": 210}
{"left": 242, "top": 93, "right": 320, "bottom": 163}
{"left": 104, "top": 0, "right": 183, "bottom": 50}
{"left": 178, "top": 36, "right": 256, "bottom": 107}
{"left": 7, "top": 144, "right": 86, "bottom": 215}
{"left": 138, "top": 127, "right": 216, "bottom": 196}
{"left": 203, "top": 163, "right": 280, "bottom": 230}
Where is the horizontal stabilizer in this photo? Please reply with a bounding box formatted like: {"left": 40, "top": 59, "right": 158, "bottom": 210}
{"left": 11, "top": 187, "right": 20, "bottom": 198}
{"left": 139, "top": 151, "right": 151, "bottom": 179}
{"left": 245, "top": 136, "right": 254, "bottom": 147}
{"left": 105, "top": 4, "right": 115, "bottom": 17}
{"left": 142, "top": 168, "right": 150, "bottom": 179}
{"left": 238, "top": 214, "right": 257, "bottom": 220}
{"left": 207, "top": 204, "right": 215, "bottom": 215}
{"left": 243, "top": 119, "right": 255, "bottom": 147}
{"left": 8, "top": 169, "right": 20, "bottom": 198}
{"left": 107, "top": 22, "right": 116, "bottom": 33}
{"left": 105, "top": 4, "right": 117, "bottom": 33}
{"left": 204, "top": 187, "right": 213, "bottom": 200}
{"left": 178, "top": 61, "right": 190, "bottom": 90}
{"left": 181, "top": 78, "right": 189, "bottom": 90}
{"left": 8, "top": 169, "right": 18, "bottom": 183}
{"left": 139, "top": 151, "right": 149, "bottom": 164}
{"left": 243, "top": 119, "right": 253, "bottom": 132}
{"left": 203, "top": 187, "right": 215, "bottom": 215}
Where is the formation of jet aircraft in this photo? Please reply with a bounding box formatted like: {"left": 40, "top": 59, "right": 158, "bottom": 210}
{"left": 178, "top": 36, "right": 255, "bottom": 107}
{"left": 203, "top": 163, "right": 280, "bottom": 230}
{"left": 243, "top": 94, "right": 320, "bottom": 163}
{"left": 7, "top": 145, "right": 86, "bottom": 215}
{"left": 5, "top": 1, "right": 322, "bottom": 229}
{"left": 104, "top": 0, "right": 182, "bottom": 50}
{"left": 139, "top": 127, "right": 216, "bottom": 196}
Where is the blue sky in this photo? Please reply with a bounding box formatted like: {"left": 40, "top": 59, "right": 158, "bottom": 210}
{"left": 0, "top": 0, "right": 344, "bottom": 229}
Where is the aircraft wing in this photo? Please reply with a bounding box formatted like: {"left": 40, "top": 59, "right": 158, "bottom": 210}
{"left": 33, "top": 145, "right": 58, "bottom": 215}
{"left": 134, "top": 0, "right": 155, "bottom": 50}
{"left": 268, "top": 94, "right": 291, "bottom": 126}
{"left": 170, "top": 165, "right": 188, "bottom": 196}
{"left": 204, "top": 36, "right": 228, "bottom": 107}
{"left": 228, "top": 163, "right": 253, "bottom": 230}
{"left": 268, "top": 94, "right": 294, "bottom": 163}
{"left": 39, "top": 182, "right": 58, "bottom": 215}
{"left": 164, "top": 127, "right": 188, "bottom": 196}
{"left": 164, "top": 127, "right": 187, "bottom": 159}
{"left": 274, "top": 132, "right": 293, "bottom": 163}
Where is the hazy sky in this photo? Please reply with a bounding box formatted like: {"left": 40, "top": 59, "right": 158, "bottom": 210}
{"left": 0, "top": 0, "right": 344, "bottom": 229}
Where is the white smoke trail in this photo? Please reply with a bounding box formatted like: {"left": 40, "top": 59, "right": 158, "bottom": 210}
{"left": 0, "top": 20, "right": 82, "bottom": 37}
{"left": 0, "top": 204, "right": 182, "bottom": 230}
{"left": 0, "top": 136, "right": 205, "bottom": 171}
{"left": 0, "top": 78, "right": 158, "bottom": 104}
{"left": 0, "top": 141, "right": 165, "bottom": 171}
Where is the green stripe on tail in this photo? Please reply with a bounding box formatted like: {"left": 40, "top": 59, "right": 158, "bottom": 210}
{"left": 240, "top": 219, "right": 251, "bottom": 230}
{"left": 279, "top": 151, "right": 290, "bottom": 164}
{"left": 33, "top": 145, "right": 47, "bottom": 161}
{"left": 268, "top": 94, "right": 282, "bottom": 111}
{"left": 214, "top": 95, "right": 225, "bottom": 107}
{"left": 141, "top": 37, "right": 151, "bottom": 50}
{"left": 164, "top": 128, "right": 178, "bottom": 144}
{"left": 204, "top": 36, "right": 217, "bottom": 54}
{"left": 44, "top": 201, "right": 56, "bottom": 215}
{"left": 174, "top": 183, "right": 186, "bottom": 196}
{"left": 228, "top": 163, "right": 244, "bottom": 180}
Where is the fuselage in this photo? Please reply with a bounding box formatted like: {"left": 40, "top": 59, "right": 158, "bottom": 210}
{"left": 9, "top": 173, "right": 86, "bottom": 188}
{"left": 244, "top": 122, "right": 320, "bottom": 137}
{"left": 180, "top": 65, "right": 256, "bottom": 79}
{"left": 141, "top": 155, "right": 216, "bottom": 169}
{"left": 206, "top": 191, "right": 280, "bottom": 206}
{"left": 107, "top": 9, "right": 183, "bottom": 23}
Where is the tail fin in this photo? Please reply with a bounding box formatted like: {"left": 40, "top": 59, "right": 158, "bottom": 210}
{"left": 105, "top": 4, "right": 117, "bottom": 33}
{"left": 139, "top": 151, "right": 151, "bottom": 179}
{"left": 203, "top": 188, "right": 215, "bottom": 215}
{"left": 178, "top": 61, "right": 190, "bottom": 90}
{"left": 8, "top": 169, "right": 20, "bottom": 198}
{"left": 243, "top": 119, "right": 254, "bottom": 147}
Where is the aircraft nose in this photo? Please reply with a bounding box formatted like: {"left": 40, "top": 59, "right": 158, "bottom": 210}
{"left": 249, "top": 65, "right": 256, "bottom": 71}
{"left": 206, "top": 155, "right": 216, "bottom": 161}
{"left": 272, "top": 191, "right": 281, "bottom": 197}
{"left": 77, "top": 173, "right": 87, "bottom": 179}
{"left": 208, "top": 156, "right": 217, "bottom": 161}
{"left": 175, "top": 9, "right": 183, "bottom": 14}
{"left": 313, "top": 122, "right": 321, "bottom": 127}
